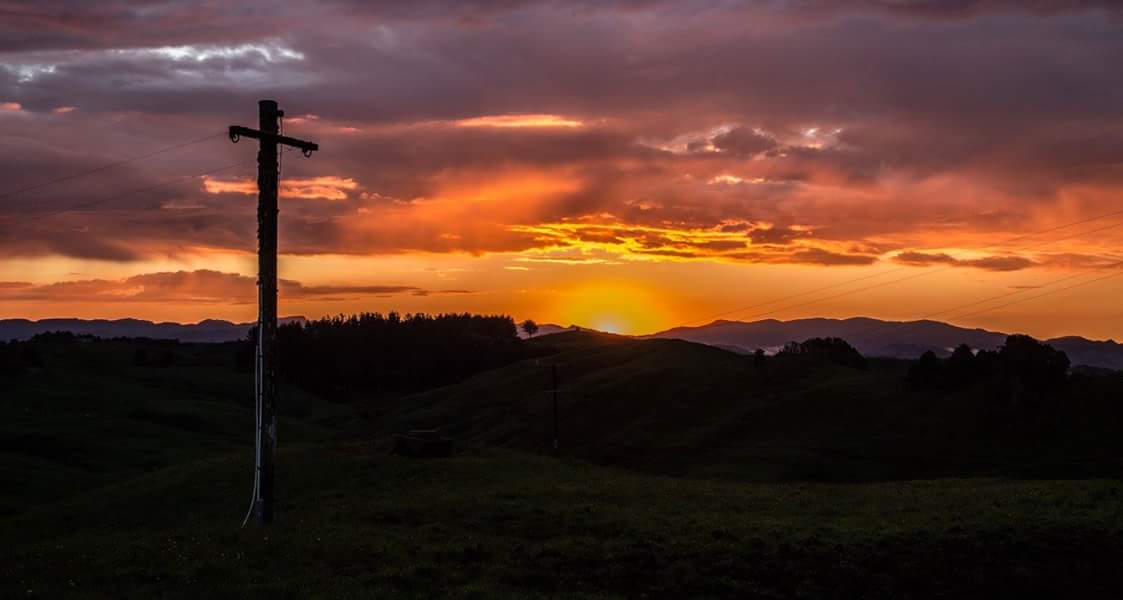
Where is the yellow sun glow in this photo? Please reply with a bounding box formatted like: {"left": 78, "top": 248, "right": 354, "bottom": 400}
{"left": 550, "top": 283, "right": 669, "bottom": 335}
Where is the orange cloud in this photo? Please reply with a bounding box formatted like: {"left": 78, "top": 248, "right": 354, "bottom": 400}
{"left": 336, "top": 169, "right": 585, "bottom": 255}
{"left": 454, "top": 114, "right": 583, "bottom": 128}
{"left": 202, "top": 176, "right": 358, "bottom": 200}
{"left": 0, "top": 270, "right": 471, "bottom": 304}
{"left": 893, "top": 251, "right": 1041, "bottom": 272}
{"left": 507, "top": 220, "right": 880, "bottom": 266}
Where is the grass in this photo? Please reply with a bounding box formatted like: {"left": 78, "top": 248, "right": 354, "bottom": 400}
{"left": 5, "top": 446, "right": 1123, "bottom": 598}
{"left": 0, "top": 337, "right": 357, "bottom": 516}
{"left": 380, "top": 331, "right": 1123, "bottom": 481}
{"left": 3, "top": 333, "right": 1123, "bottom": 597}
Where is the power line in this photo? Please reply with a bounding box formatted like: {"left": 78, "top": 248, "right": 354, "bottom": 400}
{"left": 0, "top": 131, "right": 226, "bottom": 201}
{"left": 949, "top": 270, "right": 1123, "bottom": 322}
{"left": 839, "top": 260, "right": 1123, "bottom": 345}
{"left": 723, "top": 221, "right": 1123, "bottom": 326}
{"left": 1, "top": 158, "right": 255, "bottom": 228}
{"left": 746, "top": 220, "right": 1123, "bottom": 323}
{"left": 919, "top": 266, "right": 1119, "bottom": 323}
{"left": 673, "top": 211, "right": 1123, "bottom": 329}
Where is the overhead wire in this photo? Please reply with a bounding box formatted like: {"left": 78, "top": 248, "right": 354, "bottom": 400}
{"left": 732, "top": 220, "right": 1123, "bottom": 325}
{"left": 830, "top": 259, "right": 1123, "bottom": 347}
{"left": 1, "top": 159, "right": 256, "bottom": 228}
{"left": 949, "top": 269, "right": 1123, "bottom": 323}
{"left": 672, "top": 211, "right": 1123, "bottom": 329}
{"left": 0, "top": 119, "right": 308, "bottom": 526}
{"left": 0, "top": 131, "right": 226, "bottom": 201}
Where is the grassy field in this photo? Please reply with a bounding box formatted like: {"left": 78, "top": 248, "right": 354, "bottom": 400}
{"left": 5, "top": 445, "right": 1123, "bottom": 598}
{"left": 3, "top": 333, "right": 1123, "bottom": 597}
{"left": 382, "top": 331, "right": 1123, "bottom": 481}
{"left": 0, "top": 336, "right": 357, "bottom": 516}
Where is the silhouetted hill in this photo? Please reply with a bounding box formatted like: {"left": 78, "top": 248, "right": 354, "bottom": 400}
{"left": 517, "top": 323, "right": 588, "bottom": 339}
{"left": 380, "top": 331, "right": 1123, "bottom": 481}
{"left": 647, "top": 317, "right": 1123, "bottom": 370}
{"left": 0, "top": 316, "right": 307, "bottom": 343}
{"left": 1047, "top": 336, "right": 1123, "bottom": 371}
{"left": 6, "top": 332, "right": 1123, "bottom": 597}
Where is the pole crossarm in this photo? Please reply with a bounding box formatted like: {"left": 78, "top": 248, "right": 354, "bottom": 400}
{"left": 229, "top": 125, "right": 319, "bottom": 154}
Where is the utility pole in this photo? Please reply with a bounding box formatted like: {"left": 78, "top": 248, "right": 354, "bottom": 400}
{"left": 552, "top": 362, "right": 559, "bottom": 454}
{"left": 230, "top": 100, "right": 318, "bottom": 525}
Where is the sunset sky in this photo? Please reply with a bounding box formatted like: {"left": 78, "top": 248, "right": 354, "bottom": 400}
{"left": 2, "top": 1, "right": 1122, "bottom": 339}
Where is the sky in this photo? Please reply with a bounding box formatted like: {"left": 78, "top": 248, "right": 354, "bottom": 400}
{"left": 1, "top": 0, "right": 1122, "bottom": 339}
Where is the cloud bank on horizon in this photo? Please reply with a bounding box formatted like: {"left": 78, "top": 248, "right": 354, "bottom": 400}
{"left": 1, "top": 1, "right": 1122, "bottom": 336}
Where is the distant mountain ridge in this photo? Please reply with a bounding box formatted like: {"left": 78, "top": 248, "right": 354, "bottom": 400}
{"left": 647, "top": 317, "right": 1123, "bottom": 370}
{"left": 5, "top": 315, "right": 1121, "bottom": 370}
{"left": 0, "top": 317, "right": 307, "bottom": 343}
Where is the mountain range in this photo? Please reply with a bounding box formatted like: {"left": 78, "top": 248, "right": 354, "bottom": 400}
{"left": 0, "top": 317, "right": 307, "bottom": 344}
{"left": 4, "top": 315, "right": 1121, "bottom": 370}
{"left": 646, "top": 317, "right": 1123, "bottom": 370}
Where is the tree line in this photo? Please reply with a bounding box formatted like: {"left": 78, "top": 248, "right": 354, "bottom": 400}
{"left": 906, "top": 334, "right": 1070, "bottom": 408}
{"left": 254, "top": 312, "right": 550, "bottom": 399}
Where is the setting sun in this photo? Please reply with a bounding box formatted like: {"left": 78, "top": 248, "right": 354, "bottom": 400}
{"left": 551, "top": 284, "right": 671, "bottom": 335}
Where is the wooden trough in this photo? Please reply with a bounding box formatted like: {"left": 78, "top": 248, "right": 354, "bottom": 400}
{"left": 392, "top": 429, "right": 454, "bottom": 458}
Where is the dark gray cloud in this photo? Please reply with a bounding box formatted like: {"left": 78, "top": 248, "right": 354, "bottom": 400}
{"left": 0, "top": 269, "right": 470, "bottom": 302}
{"left": 894, "top": 251, "right": 1037, "bottom": 271}
{"left": 711, "top": 127, "right": 778, "bottom": 157}
{"left": 0, "top": 0, "right": 1120, "bottom": 269}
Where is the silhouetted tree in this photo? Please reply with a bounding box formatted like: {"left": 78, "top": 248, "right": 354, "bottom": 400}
{"left": 997, "top": 334, "right": 1069, "bottom": 408}
{"left": 0, "top": 341, "right": 44, "bottom": 374}
{"left": 520, "top": 319, "right": 540, "bottom": 338}
{"left": 753, "top": 348, "right": 766, "bottom": 366}
{"left": 945, "top": 343, "right": 979, "bottom": 387}
{"left": 20, "top": 343, "right": 43, "bottom": 368}
{"left": 0, "top": 342, "right": 22, "bottom": 375}
{"left": 261, "top": 312, "right": 547, "bottom": 399}
{"left": 907, "top": 350, "right": 943, "bottom": 388}
{"left": 906, "top": 336, "right": 1070, "bottom": 408}
{"left": 778, "top": 337, "right": 866, "bottom": 369}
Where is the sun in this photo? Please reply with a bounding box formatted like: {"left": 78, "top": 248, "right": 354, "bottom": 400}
{"left": 592, "top": 318, "right": 624, "bottom": 334}
{"left": 551, "top": 283, "right": 670, "bottom": 335}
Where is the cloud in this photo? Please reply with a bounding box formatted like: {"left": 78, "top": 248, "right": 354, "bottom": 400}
{"left": 203, "top": 176, "right": 359, "bottom": 200}
{"left": 749, "top": 226, "right": 807, "bottom": 246}
{"left": 409, "top": 288, "right": 475, "bottom": 297}
{"left": 0, "top": 0, "right": 1119, "bottom": 278}
{"left": 711, "top": 127, "right": 778, "bottom": 157}
{"left": 894, "top": 251, "right": 1037, "bottom": 271}
{"left": 832, "top": 1, "right": 1121, "bottom": 19}
{"left": 786, "top": 247, "right": 879, "bottom": 267}
{"left": 0, "top": 270, "right": 471, "bottom": 304}
{"left": 455, "top": 114, "right": 584, "bottom": 128}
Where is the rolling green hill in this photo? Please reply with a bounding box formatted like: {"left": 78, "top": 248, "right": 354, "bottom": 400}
{"left": 380, "top": 331, "right": 1123, "bottom": 481}
{"left": 4, "top": 332, "right": 1123, "bottom": 597}
{"left": 0, "top": 335, "right": 358, "bottom": 516}
{"left": 6, "top": 445, "right": 1123, "bottom": 598}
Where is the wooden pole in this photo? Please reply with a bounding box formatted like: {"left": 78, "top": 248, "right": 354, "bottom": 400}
{"left": 256, "top": 99, "right": 280, "bottom": 525}
{"left": 552, "top": 362, "right": 559, "bottom": 454}
{"left": 230, "top": 100, "right": 317, "bottom": 526}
